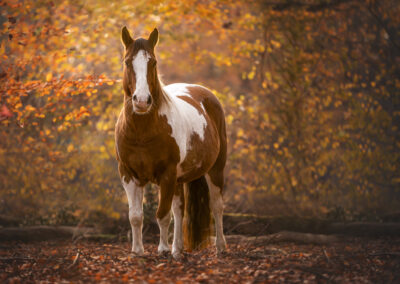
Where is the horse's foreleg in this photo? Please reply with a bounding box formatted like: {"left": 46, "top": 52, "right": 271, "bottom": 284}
{"left": 123, "top": 179, "right": 144, "bottom": 255}
{"left": 205, "top": 174, "right": 227, "bottom": 253}
{"left": 156, "top": 170, "right": 176, "bottom": 255}
{"left": 156, "top": 208, "right": 171, "bottom": 254}
{"left": 171, "top": 184, "right": 184, "bottom": 259}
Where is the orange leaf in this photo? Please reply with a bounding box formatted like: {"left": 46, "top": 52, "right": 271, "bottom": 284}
{"left": 46, "top": 72, "right": 53, "bottom": 82}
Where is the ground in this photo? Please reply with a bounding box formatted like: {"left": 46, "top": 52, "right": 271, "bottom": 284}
{"left": 1, "top": 236, "right": 399, "bottom": 283}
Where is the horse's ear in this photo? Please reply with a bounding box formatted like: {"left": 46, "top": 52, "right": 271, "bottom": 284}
{"left": 148, "top": 28, "right": 158, "bottom": 49}
{"left": 121, "top": 26, "right": 133, "bottom": 48}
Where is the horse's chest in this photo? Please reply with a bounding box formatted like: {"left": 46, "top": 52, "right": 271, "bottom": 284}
{"left": 118, "top": 137, "right": 179, "bottom": 184}
{"left": 129, "top": 151, "right": 160, "bottom": 181}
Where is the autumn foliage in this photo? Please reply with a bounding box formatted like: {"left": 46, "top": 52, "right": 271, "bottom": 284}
{"left": 1, "top": 0, "right": 399, "bottom": 224}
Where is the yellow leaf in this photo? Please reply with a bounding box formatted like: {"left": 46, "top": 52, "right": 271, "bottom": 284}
{"left": 271, "top": 40, "right": 281, "bottom": 48}
{"left": 67, "top": 144, "right": 74, "bottom": 152}
{"left": 226, "top": 114, "right": 234, "bottom": 125}
{"left": 46, "top": 72, "right": 53, "bottom": 82}
{"left": 263, "top": 113, "right": 269, "bottom": 123}
{"left": 248, "top": 70, "right": 255, "bottom": 80}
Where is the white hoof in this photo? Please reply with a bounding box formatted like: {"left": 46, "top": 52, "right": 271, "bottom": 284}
{"left": 172, "top": 245, "right": 183, "bottom": 260}
{"left": 216, "top": 237, "right": 227, "bottom": 254}
{"left": 131, "top": 246, "right": 144, "bottom": 256}
{"left": 172, "top": 252, "right": 183, "bottom": 261}
{"left": 158, "top": 244, "right": 170, "bottom": 255}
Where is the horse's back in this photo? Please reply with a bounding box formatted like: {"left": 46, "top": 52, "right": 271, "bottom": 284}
{"left": 163, "top": 83, "right": 225, "bottom": 131}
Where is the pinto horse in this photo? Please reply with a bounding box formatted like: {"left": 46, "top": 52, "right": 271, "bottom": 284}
{"left": 115, "top": 27, "right": 227, "bottom": 259}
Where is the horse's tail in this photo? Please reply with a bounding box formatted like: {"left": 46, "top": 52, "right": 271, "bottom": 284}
{"left": 183, "top": 176, "right": 211, "bottom": 250}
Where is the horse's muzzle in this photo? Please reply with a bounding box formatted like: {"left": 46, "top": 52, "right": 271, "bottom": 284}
{"left": 133, "top": 95, "right": 152, "bottom": 113}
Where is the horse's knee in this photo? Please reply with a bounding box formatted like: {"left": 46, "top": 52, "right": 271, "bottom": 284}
{"left": 208, "top": 186, "right": 224, "bottom": 213}
{"left": 129, "top": 209, "right": 143, "bottom": 227}
{"left": 211, "top": 197, "right": 224, "bottom": 215}
{"left": 157, "top": 196, "right": 174, "bottom": 221}
{"left": 156, "top": 205, "right": 171, "bottom": 220}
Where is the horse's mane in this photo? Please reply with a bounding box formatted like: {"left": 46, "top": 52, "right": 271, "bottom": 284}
{"left": 156, "top": 71, "right": 172, "bottom": 108}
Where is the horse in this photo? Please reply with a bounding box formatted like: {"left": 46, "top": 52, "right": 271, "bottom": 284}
{"left": 115, "top": 27, "right": 227, "bottom": 259}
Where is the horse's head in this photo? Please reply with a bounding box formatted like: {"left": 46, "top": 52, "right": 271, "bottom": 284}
{"left": 121, "top": 27, "right": 159, "bottom": 114}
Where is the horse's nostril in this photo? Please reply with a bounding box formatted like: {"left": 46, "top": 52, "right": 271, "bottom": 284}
{"left": 133, "top": 95, "right": 137, "bottom": 101}
{"left": 147, "top": 96, "right": 152, "bottom": 105}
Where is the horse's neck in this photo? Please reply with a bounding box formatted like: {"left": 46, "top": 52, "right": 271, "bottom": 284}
{"left": 123, "top": 110, "right": 158, "bottom": 138}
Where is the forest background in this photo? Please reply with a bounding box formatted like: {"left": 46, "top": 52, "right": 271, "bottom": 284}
{"left": 1, "top": 0, "right": 399, "bottom": 227}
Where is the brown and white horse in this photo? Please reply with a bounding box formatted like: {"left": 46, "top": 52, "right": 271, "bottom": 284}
{"left": 115, "top": 27, "right": 227, "bottom": 259}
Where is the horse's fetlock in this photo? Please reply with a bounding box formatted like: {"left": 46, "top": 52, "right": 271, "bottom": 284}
{"left": 215, "top": 233, "right": 227, "bottom": 251}
{"left": 132, "top": 244, "right": 144, "bottom": 256}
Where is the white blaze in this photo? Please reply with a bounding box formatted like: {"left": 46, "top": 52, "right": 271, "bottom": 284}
{"left": 132, "top": 50, "right": 151, "bottom": 103}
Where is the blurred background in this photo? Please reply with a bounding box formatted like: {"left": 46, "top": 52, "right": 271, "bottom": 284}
{"left": 0, "top": 0, "right": 399, "bottom": 228}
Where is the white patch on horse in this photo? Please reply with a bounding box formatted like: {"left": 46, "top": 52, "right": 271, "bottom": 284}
{"left": 200, "top": 102, "right": 206, "bottom": 112}
{"left": 171, "top": 194, "right": 183, "bottom": 257}
{"left": 132, "top": 50, "right": 151, "bottom": 103}
{"left": 122, "top": 178, "right": 144, "bottom": 255}
{"left": 205, "top": 174, "right": 226, "bottom": 252}
{"left": 157, "top": 211, "right": 171, "bottom": 254}
{"left": 160, "top": 83, "right": 208, "bottom": 176}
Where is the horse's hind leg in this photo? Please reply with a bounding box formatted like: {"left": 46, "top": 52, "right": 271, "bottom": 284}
{"left": 122, "top": 179, "right": 144, "bottom": 255}
{"left": 205, "top": 172, "right": 226, "bottom": 253}
{"left": 171, "top": 183, "right": 184, "bottom": 259}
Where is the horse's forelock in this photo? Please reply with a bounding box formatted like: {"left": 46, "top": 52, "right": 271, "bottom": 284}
{"left": 132, "top": 38, "right": 154, "bottom": 56}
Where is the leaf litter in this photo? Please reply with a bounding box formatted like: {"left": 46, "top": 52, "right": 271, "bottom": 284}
{"left": 0, "top": 236, "right": 399, "bottom": 283}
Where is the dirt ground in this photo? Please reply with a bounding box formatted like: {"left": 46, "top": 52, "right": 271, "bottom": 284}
{"left": 1, "top": 236, "right": 400, "bottom": 283}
